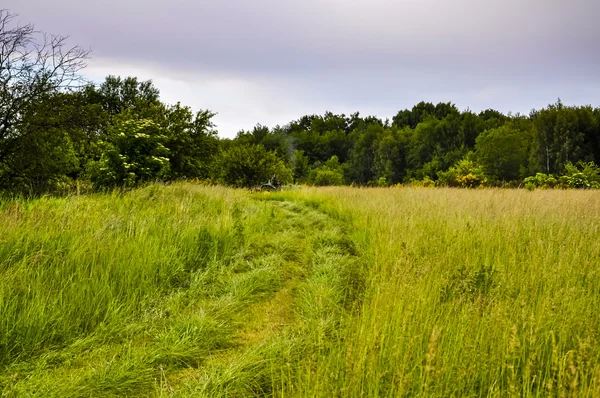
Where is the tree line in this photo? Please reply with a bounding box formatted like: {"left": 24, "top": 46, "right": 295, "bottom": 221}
{"left": 222, "top": 100, "right": 600, "bottom": 189}
{"left": 2, "top": 9, "right": 599, "bottom": 194}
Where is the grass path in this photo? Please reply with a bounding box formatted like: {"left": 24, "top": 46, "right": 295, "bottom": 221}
{"left": 0, "top": 187, "right": 365, "bottom": 397}
{"left": 165, "top": 195, "right": 366, "bottom": 397}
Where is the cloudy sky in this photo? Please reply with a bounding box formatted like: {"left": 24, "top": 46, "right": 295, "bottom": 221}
{"left": 5, "top": 0, "right": 600, "bottom": 137}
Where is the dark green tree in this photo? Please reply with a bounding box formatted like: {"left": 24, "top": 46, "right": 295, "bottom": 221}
{"left": 0, "top": 10, "right": 89, "bottom": 191}
{"left": 475, "top": 125, "right": 530, "bottom": 181}
{"left": 162, "top": 103, "right": 218, "bottom": 179}
{"left": 95, "top": 76, "right": 160, "bottom": 116}
{"left": 349, "top": 124, "right": 383, "bottom": 184}
{"left": 533, "top": 101, "right": 591, "bottom": 174}
{"left": 292, "top": 149, "right": 310, "bottom": 182}
{"left": 373, "top": 127, "right": 412, "bottom": 184}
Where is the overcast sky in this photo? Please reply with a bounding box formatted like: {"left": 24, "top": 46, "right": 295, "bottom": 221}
{"left": 5, "top": 0, "right": 600, "bottom": 137}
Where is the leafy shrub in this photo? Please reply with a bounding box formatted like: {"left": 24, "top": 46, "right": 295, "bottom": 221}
{"left": 407, "top": 176, "right": 435, "bottom": 187}
{"left": 308, "top": 156, "right": 345, "bottom": 186}
{"left": 437, "top": 159, "right": 487, "bottom": 188}
{"left": 560, "top": 162, "right": 600, "bottom": 188}
{"left": 313, "top": 169, "right": 344, "bottom": 186}
{"left": 377, "top": 177, "right": 389, "bottom": 187}
{"left": 89, "top": 118, "right": 170, "bottom": 189}
{"left": 523, "top": 173, "right": 557, "bottom": 190}
{"left": 524, "top": 162, "right": 600, "bottom": 190}
{"left": 213, "top": 144, "right": 292, "bottom": 188}
{"left": 0, "top": 128, "right": 79, "bottom": 194}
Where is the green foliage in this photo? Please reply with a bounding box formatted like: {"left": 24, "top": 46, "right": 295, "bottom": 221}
{"left": 475, "top": 125, "right": 530, "bottom": 181}
{"left": 213, "top": 144, "right": 292, "bottom": 187}
{"left": 404, "top": 111, "right": 479, "bottom": 182}
{"left": 562, "top": 161, "right": 600, "bottom": 187}
{"left": 406, "top": 176, "right": 436, "bottom": 187}
{"left": 532, "top": 100, "right": 599, "bottom": 174}
{"left": 0, "top": 126, "right": 79, "bottom": 194}
{"left": 373, "top": 127, "right": 412, "bottom": 184}
{"left": 292, "top": 149, "right": 310, "bottom": 182}
{"left": 524, "top": 162, "right": 600, "bottom": 190}
{"left": 348, "top": 124, "right": 382, "bottom": 184}
{"left": 235, "top": 124, "right": 293, "bottom": 164}
{"left": 0, "top": 9, "right": 89, "bottom": 175}
{"left": 313, "top": 169, "right": 344, "bottom": 186}
{"left": 376, "top": 176, "right": 390, "bottom": 187}
{"left": 2, "top": 12, "right": 600, "bottom": 195}
{"left": 163, "top": 104, "right": 218, "bottom": 179}
{"left": 523, "top": 173, "right": 558, "bottom": 190}
{"left": 308, "top": 156, "right": 345, "bottom": 186}
{"left": 392, "top": 101, "right": 456, "bottom": 129}
{"left": 437, "top": 157, "right": 488, "bottom": 188}
{"left": 89, "top": 118, "right": 170, "bottom": 188}
{"left": 0, "top": 94, "right": 81, "bottom": 194}
{"left": 96, "top": 75, "right": 161, "bottom": 116}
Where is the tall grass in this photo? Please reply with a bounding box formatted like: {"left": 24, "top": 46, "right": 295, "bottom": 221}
{"left": 291, "top": 187, "right": 600, "bottom": 396}
{"left": 3, "top": 184, "right": 600, "bottom": 396}
{"left": 0, "top": 184, "right": 280, "bottom": 395}
{"left": 0, "top": 185, "right": 240, "bottom": 361}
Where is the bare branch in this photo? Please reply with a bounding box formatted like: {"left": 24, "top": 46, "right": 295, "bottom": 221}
{"left": 0, "top": 9, "right": 91, "bottom": 142}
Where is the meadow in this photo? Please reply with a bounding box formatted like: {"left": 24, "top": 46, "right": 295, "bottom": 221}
{"left": 1, "top": 184, "right": 599, "bottom": 397}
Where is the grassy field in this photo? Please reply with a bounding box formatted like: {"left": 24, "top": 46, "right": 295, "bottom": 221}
{"left": 1, "top": 184, "right": 599, "bottom": 396}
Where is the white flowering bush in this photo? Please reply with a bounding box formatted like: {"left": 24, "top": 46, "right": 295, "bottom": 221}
{"left": 89, "top": 118, "right": 171, "bottom": 189}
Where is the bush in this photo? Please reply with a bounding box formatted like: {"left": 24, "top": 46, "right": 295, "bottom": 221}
{"left": 560, "top": 162, "right": 600, "bottom": 188}
{"left": 524, "top": 162, "right": 600, "bottom": 190}
{"left": 377, "top": 177, "right": 390, "bottom": 187}
{"left": 89, "top": 118, "right": 170, "bottom": 189}
{"left": 523, "top": 173, "right": 558, "bottom": 189}
{"left": 0, "top": 128, "right": 79, "bottom": 194}
{"left": 407, "top": 176, "right": 435, "bottom": 187}
{"left": 213, "top": 144, "right": 292, "bottom": 188}
{"left": 437, "top": 159, "right": 488, "bottom": 188}
{"left": 308, "top": 156, "right": 345, "bottom": 186}
{"left": 313, "top": 169, "right": 344, "bottom": 186}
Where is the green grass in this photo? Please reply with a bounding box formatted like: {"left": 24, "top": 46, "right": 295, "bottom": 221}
{"left": 1, "top": 184, "right": 600, "bottom": 396}
{"left": 289, "top": 187, "right": 600, "bottom": 397}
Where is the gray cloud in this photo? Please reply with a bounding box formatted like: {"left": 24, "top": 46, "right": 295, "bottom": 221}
{"left": 5, "top": 0, "right": 600, "bottom": 136}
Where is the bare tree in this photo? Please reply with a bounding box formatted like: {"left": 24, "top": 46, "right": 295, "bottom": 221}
{"left": 0, "top": 9, "right": 90, "bottom": 157}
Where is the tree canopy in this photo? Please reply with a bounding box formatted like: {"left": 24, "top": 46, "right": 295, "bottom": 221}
{"left": 1, "top": 10, "right": 600, "bottom": 193}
